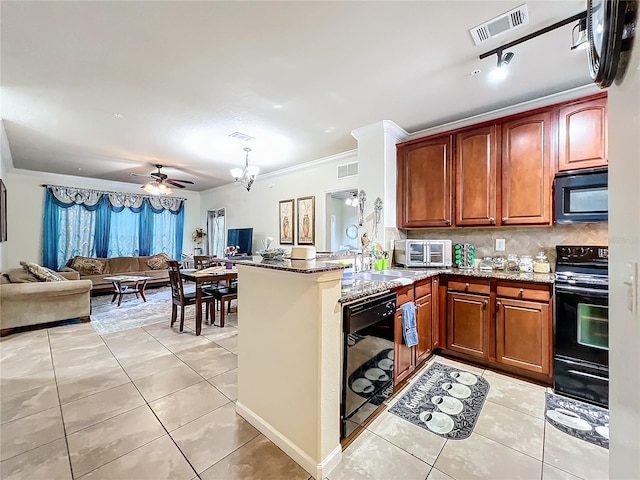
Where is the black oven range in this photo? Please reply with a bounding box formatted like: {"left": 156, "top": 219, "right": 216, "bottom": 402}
{"left": 554, "top": 245, "right": 609, "bottom": 408}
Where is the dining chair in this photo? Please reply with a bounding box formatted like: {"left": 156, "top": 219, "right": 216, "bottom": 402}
{"left": 204, "top": 285, "right": 237, "bottom": 328}
{"left": 167, "top": 261, "right": 216, "bottom": 332}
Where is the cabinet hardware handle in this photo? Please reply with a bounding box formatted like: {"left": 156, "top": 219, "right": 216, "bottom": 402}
{"left": 482, "top": 300, "right": 488, "bottom": 309}
{"left": 496, "top": 301, "right": 501, "bottom": 308}
{"left": 519, "top": 288, "right": 524, "bottom": 296}
{"left": 465, "top": 283, "right": 470, "bottom": 290}
{"left": 502, "top": 217, "right": 507, "bottom": 222}
{"left": 445, "top": 220, "right": 451, "bottom": 225}
{"left": 489, "top": 217, "right": 495, "bottom": 224}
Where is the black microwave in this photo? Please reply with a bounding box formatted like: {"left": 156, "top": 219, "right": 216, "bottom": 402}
{"left": 554, "top": 168, "right": 608, "bottom": 224}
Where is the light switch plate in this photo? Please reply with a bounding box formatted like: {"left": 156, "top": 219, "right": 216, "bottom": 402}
{"left": 495, "top": 239, "right": 506, "bottom": 251}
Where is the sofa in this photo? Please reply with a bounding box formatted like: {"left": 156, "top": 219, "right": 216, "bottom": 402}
{"left": 1, "top": 268, "right": 92, "bottom": 336}
{"left": 67, "top": 254, "right": 171, "bottom": 294}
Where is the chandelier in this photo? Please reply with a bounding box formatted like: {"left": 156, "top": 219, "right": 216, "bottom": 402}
{"left": 230, "top": 147, "right": 259, "bottom": 191}
{"left": 142, "top": 181, "right": 173, "bottom": 195}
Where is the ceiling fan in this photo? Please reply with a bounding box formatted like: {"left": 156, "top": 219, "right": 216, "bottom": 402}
{"left": 131, "top": 164, "right": 195, "bottom": 191}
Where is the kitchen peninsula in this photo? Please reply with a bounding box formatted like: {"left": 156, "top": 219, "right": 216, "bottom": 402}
{"left": 228, "top": 256, "right": 345, "bottom": 479}
{"left": 229, "top": 255, "right": 557, "bottom": 478}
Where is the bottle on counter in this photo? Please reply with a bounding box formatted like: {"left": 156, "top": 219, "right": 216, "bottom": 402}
{"left": 519, "top": 255, "right": 534, "bottom": 273}
{"left": 534, "top": 252, "right": 551, "bottom": 273}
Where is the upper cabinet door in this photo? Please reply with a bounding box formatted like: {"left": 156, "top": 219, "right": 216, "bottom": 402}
{"left": 455, "top": 125, "right": 499, "bottom": 226}
{"left": 557, "top": 96, "right": 608, "bottom": 172}
{"left": 397, "top": 135, "right": 453, "bottom": 228}
{"left": 501, "top": 112, "right": 553, "bottom": 225}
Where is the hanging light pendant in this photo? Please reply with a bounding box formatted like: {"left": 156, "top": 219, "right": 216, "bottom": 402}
{"left": 230, "top": 147, "right": 259, "bottom": 191}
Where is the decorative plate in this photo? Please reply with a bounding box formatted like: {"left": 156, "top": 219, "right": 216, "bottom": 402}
{"left": 257, "top": 248, "right": 286, "bottom": 260}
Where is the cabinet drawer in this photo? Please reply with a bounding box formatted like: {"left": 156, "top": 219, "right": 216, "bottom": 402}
{"left": 448, "top": 279, "right": 490, "bottom": 295}
{"left": 394, "top": 285, "right": 415, "bottom": 305}
{"left": 415, "top": 279, "right": 432, "bottom": 299}
{"left": 496, "top": 284, "right": 550, "bottom": 302}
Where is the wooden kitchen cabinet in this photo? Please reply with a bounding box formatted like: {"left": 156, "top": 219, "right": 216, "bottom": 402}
{"left": 557, "top": 95, "right": 608, "bottom": 172}
{"left": 496, "top": 297, "right": 550, "bottom": 375}
{"left": 446, "top": 291, "right": 490, "bottom": 359}
{"left": 394, "top": 308, "right": 414, "bottom": 384}
{"left": 393, "top": 285, "right": 415, "bottom": 385}
{"left": 415, "top": 282, "right": 432, "bottom": 365}
{"left": 397, "top": 135, "right": 453, "bottom": 228}
{"left": 495, "top": 281, "right": 552, "bottom": 376}
{"left": 455, "top": 125, "right": 499, "bottom": 226}
{"left": 501, "top": 111, "right": 553, "bottom": 225}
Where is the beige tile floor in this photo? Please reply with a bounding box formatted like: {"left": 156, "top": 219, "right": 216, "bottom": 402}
{"left": 0, "top": 315, "right": 608, "bottom": 480}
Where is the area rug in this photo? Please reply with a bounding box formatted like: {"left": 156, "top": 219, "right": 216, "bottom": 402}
{"left": 90, "top": 286, "right": 236, "bottom": 335}
{"left": 545, "top": 392, "right": 609, "bottom": 449}
{"left": 389, "top": 362, "right": 489, "bottom": 439}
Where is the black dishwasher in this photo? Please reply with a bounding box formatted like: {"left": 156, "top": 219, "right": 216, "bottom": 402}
{"left": 341, "top": 291, "right": 396, "bottom": 439}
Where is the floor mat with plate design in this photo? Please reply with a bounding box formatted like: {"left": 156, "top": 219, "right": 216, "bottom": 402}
{"left": 388, "top": 362, "right": 489, "bottom": 440}
{"left": 545, "top": 392, "right": 609, "bottom": 449}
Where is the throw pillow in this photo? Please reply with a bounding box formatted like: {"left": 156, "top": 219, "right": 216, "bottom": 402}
{"left": 5, "top": 268, "right": 40, "bottom": 283}
{"left": 147, "top": 252, "right": 171, "bottom": 270}
{"left": 70, "top": 256, "right": 106, "bottom": 275}
{"left": 20, "top": 261, "right": 67, "bottom": 282}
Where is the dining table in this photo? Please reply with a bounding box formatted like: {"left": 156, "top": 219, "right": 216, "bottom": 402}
{"left": 180, "top": 265, "right": 238, "bottom": 336}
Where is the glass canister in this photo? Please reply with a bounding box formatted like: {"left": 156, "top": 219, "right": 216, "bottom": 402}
{"left": 534, "top": 252, "right": 551, "bottom": 273}
{"left": 492, "top": 256, "right": 506, "bottom": 270}
{"left": 479, "top": 256, "right": 494, "bottom": 271}
{"left": 519, "top": 255, "right": 534, "bottom": 273}
{"left": 506, "top": 254, "right": 519, "bottom": 272}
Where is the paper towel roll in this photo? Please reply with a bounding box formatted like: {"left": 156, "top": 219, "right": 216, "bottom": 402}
{"left": 291, "top": 246, "right": 316, "bottom": 260}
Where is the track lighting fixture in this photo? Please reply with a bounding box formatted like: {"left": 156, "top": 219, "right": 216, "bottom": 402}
{"left": 490, "top": 50, "right": 514, "bottom": 81}
{"left": 571, "top": 18, "right": 588, "bottom": 50}
{"left": 480, "top": 10, "right": 588, "bottom": 76}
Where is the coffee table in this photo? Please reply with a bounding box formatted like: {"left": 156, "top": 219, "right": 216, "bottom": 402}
{"left": 102, "top": 275, "right": 151, "bottom": 307}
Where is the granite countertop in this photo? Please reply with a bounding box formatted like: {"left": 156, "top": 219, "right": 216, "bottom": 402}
{"left": 224, "top": 255, "right": 345, "bottom": 274}
{"left": 339, "top": 268, "right": 555, "bottom": 303}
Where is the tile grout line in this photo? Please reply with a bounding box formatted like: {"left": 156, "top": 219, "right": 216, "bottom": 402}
{"left": 47, "top": 327, "right": 78, "bottom": 479}
{"left": 98, "top": 326, "right": 240, "bottom": 476}
{"left": 98, "top": 332, "right": 201, "bottom": 479}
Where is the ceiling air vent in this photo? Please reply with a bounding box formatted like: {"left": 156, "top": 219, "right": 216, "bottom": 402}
{"left": 228, "top": 131, "right": 255, "bottom": 142}
{"left": 337, "top": 162, "right": 358, "bottom": 179}
{"left": 469, "top": 4, "right": 529, "bottom": 46}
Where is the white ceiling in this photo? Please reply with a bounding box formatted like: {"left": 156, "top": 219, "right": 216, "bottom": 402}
{"left": 1, "top": 1, "right": 592, "bottom": 192}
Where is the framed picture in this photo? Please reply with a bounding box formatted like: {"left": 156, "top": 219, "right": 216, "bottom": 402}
{"left": 278, "top": 199, "right": 294, "bottom": 245}
{"left": 0, "top": 179, "right": 6, "bottom": 242}
{"left": 296, "top": 196, "right": 315, "bottom": 245}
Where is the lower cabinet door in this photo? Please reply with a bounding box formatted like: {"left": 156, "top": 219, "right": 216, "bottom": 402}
{"left": 415, "top": 294, "right": 432, "bottom": 365}
{"left": 496, "top": 298, "right": 550, "bottom": 375}
{"left": 446, "top": 292, "right": 490, "bottom": 359}
{"left": 394, "top": 308, "right": 414, "bottom": 385}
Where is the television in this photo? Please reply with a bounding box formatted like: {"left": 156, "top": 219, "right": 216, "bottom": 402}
{"left": 227, "top": 228, "right": 253, "bottom": 255}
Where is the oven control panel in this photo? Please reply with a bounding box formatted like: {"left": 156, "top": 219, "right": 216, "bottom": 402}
{"left": 556, "top": 246, "right": 608, "bottom": 263}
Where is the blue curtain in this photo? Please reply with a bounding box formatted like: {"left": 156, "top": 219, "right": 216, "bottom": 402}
{"left": 42, "top": 186, "right": 185, "bottom": 268}
{"left": 107, "top": 208, "right": 140, "bottom": 257}
{"left": 42, "top": 189, "right": 60, "bottom": 269}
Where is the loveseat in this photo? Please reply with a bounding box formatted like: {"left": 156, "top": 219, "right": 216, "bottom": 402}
{"left": 67, "top": 254, "right": 171, "bottom": 294}
{"left": 1, "top": 268, "right": 92, "bottom": 336}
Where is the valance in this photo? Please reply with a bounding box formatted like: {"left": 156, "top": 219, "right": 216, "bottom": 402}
{"left": 44, "top": 185, "right": 185, "bottom": 213}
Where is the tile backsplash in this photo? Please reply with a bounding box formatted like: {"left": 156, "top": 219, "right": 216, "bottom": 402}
{"left": 401, "top": 223, "right": 608, "bottom": 266}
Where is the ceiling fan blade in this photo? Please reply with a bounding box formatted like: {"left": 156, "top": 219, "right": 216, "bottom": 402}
{"left": 166, "top": 179, "right": 187, "bottom": 188}
{"left": 150, "top": 172, "right": 167, "bottom": 180}
{"left": 167, "top": 178, "right": 194, "bottom": 184}
{"left": 130, "top": 172, "right": 151, "bottom": 178}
